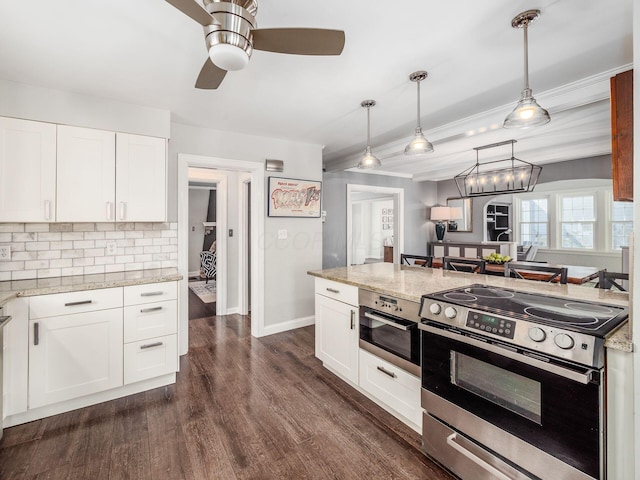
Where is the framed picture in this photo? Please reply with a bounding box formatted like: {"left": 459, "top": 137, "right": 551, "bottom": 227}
{"left": 267, "top": 177, "right": 322, "bottom": 217}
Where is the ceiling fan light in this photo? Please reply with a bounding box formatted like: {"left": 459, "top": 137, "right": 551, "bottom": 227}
{"left": 358, "top": 146, "right": 382, "bottom": 169}
{"left": 209, "top": 43, "right": 250, "bottom": 71}
{"left": 503, "top": 90, "right": 550, "bottom": 128}
{"left": 404, "top": 127, "right": 434, "bottom": 155}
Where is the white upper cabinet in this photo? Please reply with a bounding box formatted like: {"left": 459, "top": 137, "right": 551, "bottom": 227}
{"left": 115, "top": 133, "right": 166, "bottom": 222}
{"left": 57, "top": 125, "right": 116, "bottom": 222}
{"left": 0, "top": 117, "right": 56, "bottom": 222}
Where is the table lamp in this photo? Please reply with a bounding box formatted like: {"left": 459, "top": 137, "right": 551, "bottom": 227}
{"left": 431, "top": 206, "right": 451, "bottom": 242}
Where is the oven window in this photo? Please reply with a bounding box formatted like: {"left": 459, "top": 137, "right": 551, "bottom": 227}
{"left": 451, "top": 352, "right": 542, "bottom": 424}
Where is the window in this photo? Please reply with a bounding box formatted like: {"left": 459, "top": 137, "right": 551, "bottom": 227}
{"left": 520, "top": 198, "right": 548, "bottom": 247}
{"left": 560, "top": 195, "right": 595, "bottom": 249}
{"left": 611, "top": 200, "right": 633, "bottom": 249}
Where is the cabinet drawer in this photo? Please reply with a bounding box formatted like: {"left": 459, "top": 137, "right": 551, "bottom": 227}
{"left": 123, "top": 300, "right": 177, "bottom": 343}
{"left": 124, "top": 281, "right": 177, "bottom": 306}
{"left": 358, "top": 349, "right": 421, "bottom": 427}
{"left": 29, "top": 287, "right": 123, "bottom": 319}
{"left": 314, "top": 278, "right": 358, "bottom": 306}
{"left": 124, "top": 334, "right": 177, "bottom": 384}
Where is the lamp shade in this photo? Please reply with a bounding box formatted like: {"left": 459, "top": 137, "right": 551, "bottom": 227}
{"left": 430, "top": 206, "right": 451, "bottom": 221}
{"left": 503, "top": 90, "right": 550, "bottom": 129}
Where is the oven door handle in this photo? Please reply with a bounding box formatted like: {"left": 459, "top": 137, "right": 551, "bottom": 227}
{"left": 446, "top": 432, "right": 523, "bottom": 480}
{"left": 420, "top": 323, "right": 596, "bottom": 385}
{"left": 364, "top": 312, "right": 412, "bottom": 331}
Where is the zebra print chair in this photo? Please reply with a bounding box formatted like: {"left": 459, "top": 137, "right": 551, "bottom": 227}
{"left": 200, "top": 250, "right": 217, "bottom": 284}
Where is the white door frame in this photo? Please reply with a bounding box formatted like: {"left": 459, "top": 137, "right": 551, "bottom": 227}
{"left": 178, "top": 154, "right": 265, "bottom": 355}
{"left": 238, "top": 174, "right": 251, "bottom": 315}
{"left": 346, "top": 184, "right": 404, "bottom": 266}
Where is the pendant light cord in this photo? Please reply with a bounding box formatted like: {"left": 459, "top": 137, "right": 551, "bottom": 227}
{"left": 523, "top": 22, "right": 530, "bottom": 91}
{"left": 416, "top": 80, "right": 421, "bottom": 129}
{"left": 366, "top": 105, "right": 371, "bottom": 147}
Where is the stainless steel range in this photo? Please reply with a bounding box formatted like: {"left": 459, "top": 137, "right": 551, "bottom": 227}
{"left": 418, "top": 284, "right": 628, "bottom": 480}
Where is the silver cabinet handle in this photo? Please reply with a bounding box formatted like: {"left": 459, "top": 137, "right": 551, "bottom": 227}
{"left": 446, "top": 433, "right": 514, "bottom": 480}
{"left": 34, "top": 322, "right": 39, "bottom": 346}
{"left": 106, "top": 201, "right": 113, "bottom": 221}
{"left": 326, "top": 287, "right": 340, "bottom": 294}
{"left": 364, "top": 312, "right": 411, "bottom": 331}
{"left": 140, "top": 291, "right": 164, "bottom": 297}
{"left": 376, "top": 366, "right": 397, "bottom": 378}
{"left": 44, "top": 200, "right": 51, "bottom": 221}
{"left": 64, "top": 300, "right": 93, "bottom": 307}
{"left": 350, "top": 310, "right": 355, "bottom": 330}
{"left": 140, "top": 342, "right": 163, "bottom": 350}
{"left": 119, "top": 202, "right": 126, "bottom": 220}
{"left": 140, "top": 306, "right": 163, "bottom": 313}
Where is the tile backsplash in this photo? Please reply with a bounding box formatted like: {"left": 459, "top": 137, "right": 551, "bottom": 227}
{"left": 0, "top": 222, "right": 178, "bottom": 281}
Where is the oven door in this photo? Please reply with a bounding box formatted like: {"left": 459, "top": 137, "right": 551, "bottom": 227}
{"left": 359, "top": 306, "right": 420, "bottom": 375}
{"left": 421, "top": 322, "right": 602, "bottom": 480}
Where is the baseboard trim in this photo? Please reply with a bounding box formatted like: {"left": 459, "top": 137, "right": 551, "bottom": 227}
{"left": 225, "top": 307, "right": 240, "bottom": 315}
{"left": 259, "top": 315, "right": 315, "bottom": 337}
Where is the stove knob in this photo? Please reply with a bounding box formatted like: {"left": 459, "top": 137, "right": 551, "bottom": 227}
{"left": 444, "top": 307, "right": 457, "bottom": 319}
{"left": 528, "top": 327, "right": 546, "bottom": 343}
{"left": 554, "top": 333, "right": 575, "bottom": 350}
{"left": 429, "top": 303, "right": 441, "bottom": 315}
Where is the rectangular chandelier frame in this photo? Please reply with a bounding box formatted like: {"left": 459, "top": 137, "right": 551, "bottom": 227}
{"left": 454, "top": 140, "right": 542, "bottom": 198}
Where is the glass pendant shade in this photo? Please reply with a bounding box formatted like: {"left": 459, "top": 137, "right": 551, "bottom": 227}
{"left": 404, "top": 71, "right": 434, "bottom": 155}
{"left": 357, "top": 100, "right": 381, "bottom": 169}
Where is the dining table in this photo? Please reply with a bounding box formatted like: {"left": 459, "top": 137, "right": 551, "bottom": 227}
{"left": 429, "top": 258, "right": 601, "bottom": 285}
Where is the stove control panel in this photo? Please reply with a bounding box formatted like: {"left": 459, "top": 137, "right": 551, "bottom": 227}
{"left": 465, "top": 312, "right": 516, "bottom": 340}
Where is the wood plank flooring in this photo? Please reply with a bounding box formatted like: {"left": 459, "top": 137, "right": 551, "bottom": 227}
{"left": 0, "top": 311, "right": 454, "bottom": 480}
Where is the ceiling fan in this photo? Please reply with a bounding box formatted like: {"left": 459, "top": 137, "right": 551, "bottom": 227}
{"left": 164, "top": 0, "right": 346, "bottom": 89}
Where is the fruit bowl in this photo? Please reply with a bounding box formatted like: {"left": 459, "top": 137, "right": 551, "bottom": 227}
{"left": 483, "top": 254, "right": 511, "bottom": 264}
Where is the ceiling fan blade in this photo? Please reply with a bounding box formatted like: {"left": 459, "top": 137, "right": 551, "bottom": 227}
{"left": 195, "top": 58, "right": 228, "bottom": 89}
{"left": 164, "top": 0, "right": 216, "bottom": 26}
{"left": 252, "top": 28, "right": 345, "bottom": 55}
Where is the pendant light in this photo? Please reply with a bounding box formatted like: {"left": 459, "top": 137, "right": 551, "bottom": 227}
{"left": 503, "top": 9, "right": 550, "bottom": 129}
{"left": 404, "top": 70, "right": 434, "bottom": 155}
{"left": 358, "top": 100, "right": 381, "bottom": 169}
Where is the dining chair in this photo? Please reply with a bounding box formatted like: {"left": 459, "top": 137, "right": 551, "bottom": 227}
{"left": 595, "top": 270, "right": 629, "bottom": 291}
{"left": 504, "top": 262, "right": 568, "bottom": 284}
{"left": 443, "top": 257, "right": 486, "bottom": 274}
{"left": 401, "top": 254, "right": 433, "bottom": 267}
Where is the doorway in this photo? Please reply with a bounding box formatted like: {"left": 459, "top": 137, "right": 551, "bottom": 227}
{"left": 346, "top": 184, "right": 405, "bottom": 266}
{"left": 178, "top": 154, "right": 265, "bottom": 356}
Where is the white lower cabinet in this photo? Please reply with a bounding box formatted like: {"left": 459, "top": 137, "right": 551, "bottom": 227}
{"left": 315, "top": 280, "right": 359, "bottom": 384}
{"left": 28, "top": 309, "right": 123, "bottom": 409}
{"left": 358, "top": 349, "right": 422, "bottom": 428}
{"left": 124, "top": 334, "right": 177, "bottom": 384}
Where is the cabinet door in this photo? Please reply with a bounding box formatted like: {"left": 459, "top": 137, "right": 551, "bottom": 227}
{"left": 0, "top": 117, "right": 56, "bottom": 222}
{"left": 57, "top": 125, "right": 115, "bottom": 222}
{"left": 116, "top": 133, "right": 166, "bottom": 222}
{"left": 28, "top": 309, "right": 123, "bottom": 408}
{"left": 611, "top": 70, "right": 633, "bottom": 201}
{"left": 315, "top": 294, "right": 359, "bottom": 384}
{"left": 124, "top": 334, "right": 177, "bottom": 384}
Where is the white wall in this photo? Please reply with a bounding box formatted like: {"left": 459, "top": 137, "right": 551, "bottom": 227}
{"left": 169, "top": 122, "right": 323, "bottom": 329}
{"left": 188, "top": 188, "right": 211, "bottom": 274}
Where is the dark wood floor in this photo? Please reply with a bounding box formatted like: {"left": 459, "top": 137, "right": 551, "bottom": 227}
{"left": 0, "top": 310, "right": 454, "bottom": 479}
{"left": 188, "top": 286, "right": 216, "bottom": 320}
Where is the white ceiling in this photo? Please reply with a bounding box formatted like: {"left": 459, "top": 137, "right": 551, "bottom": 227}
{"left": 0, "top": 0, "right": 633, "bottom": 180}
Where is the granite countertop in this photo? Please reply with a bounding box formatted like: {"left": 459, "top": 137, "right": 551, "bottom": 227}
{"left": 0, "top": 268, "right": 183, "bottom": 307}
{"left": 308, "top": 263, "right": 632, "bottom": 353}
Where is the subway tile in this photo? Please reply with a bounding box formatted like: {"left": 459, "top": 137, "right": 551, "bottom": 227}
{"left": 142, "top": 230, "right": 162, "bottom": 238}
{"left": 134, "top": 254, "right": 153, "bottom": 263}
{"left": 61, "top": 232, "right": 84, "bottom": 241}
{"left": 83, "top": 248, "right": 106, "bottom": 257}
{"left": 0, "top": 272, "right": 10, "bottom": 281}
{"left": 161, "top": 245, "right": 178, "bottom": 253}
{"left": 153, "top": 223, "right": 170, "bottom": 230}
{"left": 115, "top": 255, "right": 134, "bottom": 264}
{"left": 161, "top": 230, "right": 178, "bottom": 238}
{"left": 0, "top": 261, "right": 24, "bottom": 272}
{"left": 12, "top": 270, "right": 36, "bottom": 280}
{"left": 94, "top": 240, "right": 106, "bottom": 248}
{"left": 125, "top": 231, "right": 143, "bottom": 239}
{"left": 73, "top": 240, "right": 95, "bottom": 249}
{"left": 96, "top": 223, "right": 117, "bottom": 232}
{"left": 161, "top": 260, "right": 177, "bottom": 268}
{"left": 134, "top": 239, "right": 153, "bottom": 247}
{"left": 124, "top": 262, "right": 144, "bottom": 271}
{"left": 25, "top": 223, "right": 50, "bottom": 233}
{"left": 37, "top": 250, "right": 61, "bottom": 260}
{"left": 169, "top": 223, "right": 178, "bottom": 230}
{"left": 116, "top": 239, "right": 135, "bottom": 248}
{"left": 153, "top": 253, "right": 170, "bottom": 261}
{"left": 73, "top": 223, "right": 96, "bottom": 232}
{"left": 50, "top": 259, "right": 73, "bottom": 269}
{"left": 37, "top": 268, "right": 62, "bottom": 279}
{"left": 84, "top": 231, "right": 105, "bottom": 240}
{"left": 52, "top": 242, "right": 75, "bottom": 251}
{"left": 84, "top": 265, "right": 105, "bottom": 275}
{"left": 49, "top": 223, "right": 73, "bottom": 232}
{"left": 73, "top": 257, "right": 95, "bottom": 267}
{"left": 12, "top": 232, "right": 36, "bottom": 242}
{"left": 105, "top": 231, "right": 125, "bottom": 239}
{"left": 134, "top": 223, "right": 154, "bottom": 231}
{"left": 12, "top": 251, "right": 37, "bottom": 261}
{"left": 25, "top": 260, "right": 49, "bottom": 270}
{"left": 152, "top": 238, "right": 170, "bottom": 246}
{"left": 143, "top": 245, "right": 161, "bottom": 254}
{"left": 116, "top": 222, "right": 135, "bottom": 231}
{"left": 0, "top": 233, "right": 10, "bottom": 242}
{"left": 0, "top": 223, "right": 25, "bottom": 233}
{"left": 143, "top": 261, "right": 162, "bottom": 270}
{"left": 125, "top": 246, "right": 144, "bottom": 255}
{"left": 94, "top": 256, "right": 115, "bottom": 265}
{"left": 105, "top": 264, "right": 124, "bottom": 273}
{"left": 25, "top": 242, "right": 50, "bottom": 251}
{"left": 37, "top": 232, "right": 61, "bottom": 241}
{"left": 169, "top": 237, "right": 178, "bottom": 245}
{"left": 169, "top": 253, "right": 178, "bottom": 260}
{"left": 61, "top": 267, "right": 84, "bottom": 277}
{"left": 60, "top": 248, "right": 83, "bottom": 259}
{"left": 10, "top": 242, "right": 25, "bottom": 252}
